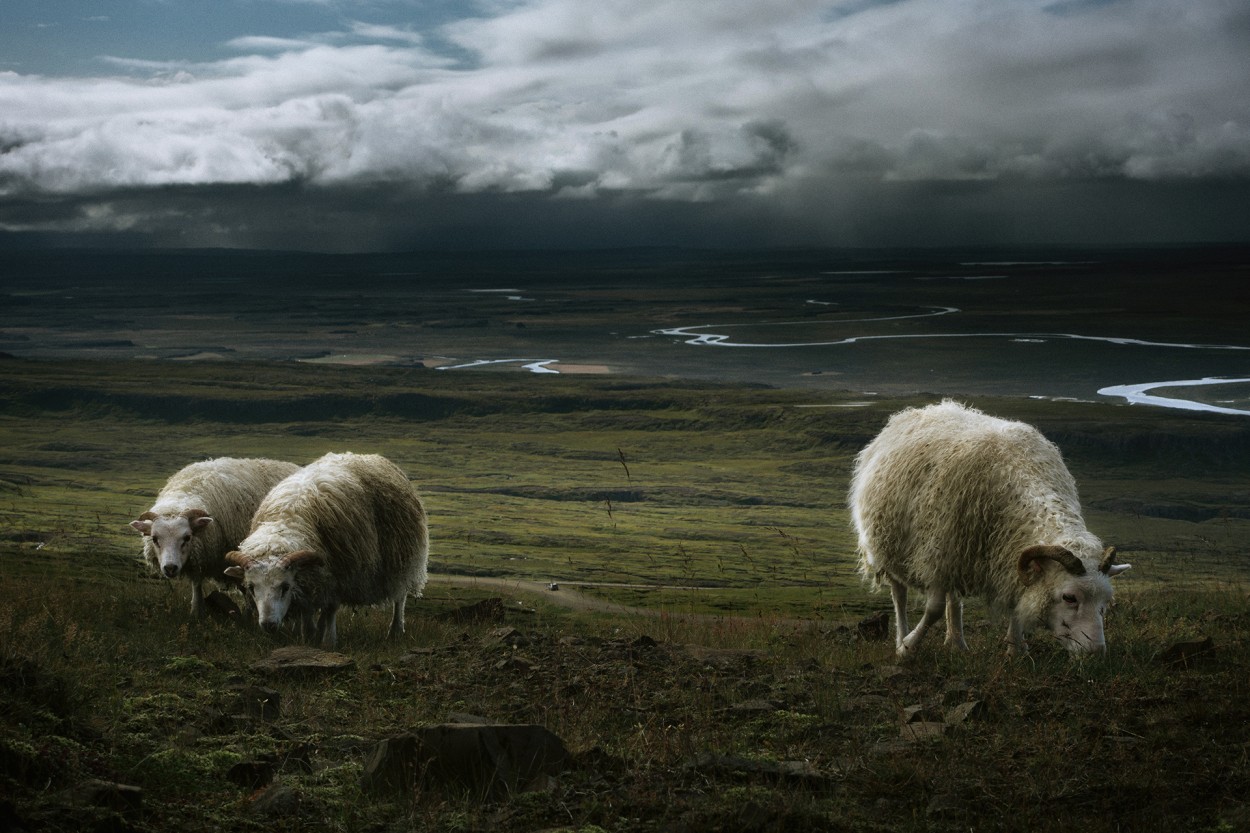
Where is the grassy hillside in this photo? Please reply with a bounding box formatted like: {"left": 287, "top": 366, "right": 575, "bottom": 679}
{"left": 1, "top": 357, "right": 1248, "bottom": 831}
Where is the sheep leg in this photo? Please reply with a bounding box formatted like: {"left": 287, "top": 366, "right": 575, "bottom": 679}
{"left": 944, "top": 594, "right": 968, "bottom": 651}
{"left": 315, "top": 604, "right": 339, "bottom": 649}
{"left": 189, "top": 580, "right": 206, "bottom": 618}
{"left": 888, "top": 579, "right": 910, "bottom": 652}
{"left": 388, "top": 593, "right": 407, "bottom": 640}
{"left": 899, "top": 588, "right": 946, "bottom": 656}
{"left": 298, "top": 610, "right": 316, "bottom": 642}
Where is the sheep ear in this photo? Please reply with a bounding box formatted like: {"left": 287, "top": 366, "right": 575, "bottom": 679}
{"left": 1018, "top": 554, "right": 1045, "bottom": 586}
{"left": 130, "top": 519, "right": 153, "bottom": 536}
{"left": 223, "top": 566, "right": 245, "bottom": 580}
{"left": 182, "top": 508, "right": 214, "bottom": 531}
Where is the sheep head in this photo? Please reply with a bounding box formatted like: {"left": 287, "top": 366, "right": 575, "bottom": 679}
{"left": 133, "top": 509, "right": 209, "bottom": 579}
{"left": 229, "top": 550, "right": 324, "bottom": 636}
{"left": 1018, "top": 544, "right": 1128, "bottom": 655}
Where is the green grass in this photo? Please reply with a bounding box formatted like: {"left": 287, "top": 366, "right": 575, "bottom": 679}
{"left": 1, "top": 358, "right": 1249, "bottom": 831}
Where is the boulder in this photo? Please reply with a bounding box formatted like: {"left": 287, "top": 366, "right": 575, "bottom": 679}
{"left": 360, "top": 724, "right": 570, "bottom": 800}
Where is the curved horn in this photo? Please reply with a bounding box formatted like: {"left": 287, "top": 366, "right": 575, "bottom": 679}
{"left": 1098, "top": 546, "right": 1118, "bottom": 575}
{"left": 138, "top": 511, "right": 157, "bottom": 522}
{"left": 1018, "top": 545, "right": 1086, "bottom": 583}
{"left": 181, "top": 508, "right": 209, "bottom": 521}
{"left": 223, "top": 550, "right": 255, "bottom": 568}
{"left": 278, "top": 550, "right": 324, "bottom": 570}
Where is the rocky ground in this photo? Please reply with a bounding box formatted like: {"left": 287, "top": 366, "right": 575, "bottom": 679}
{"left": 4, "top": 590, "right": 1247, "bottom": 833}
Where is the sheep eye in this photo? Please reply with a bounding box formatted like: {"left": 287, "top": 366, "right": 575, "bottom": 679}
{"left": 182, "top": 534, "right": 191, "bottom": 543}
{"left": 278, "top": 582, "right": 290, "bottom": 595}
{"left": 1062, "top": 593, "right": 1078, "bottom": 605}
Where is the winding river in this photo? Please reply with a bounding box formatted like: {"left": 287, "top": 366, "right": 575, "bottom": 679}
{"left": 652, "top": 307, "right": 1250, "bottom": 417}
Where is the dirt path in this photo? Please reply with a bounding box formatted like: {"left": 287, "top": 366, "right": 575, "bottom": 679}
{"left": 427, "top": 573, "right": 837, "bottom": 628}
{"left": 428, "top": 573, "right": 679, "bottom": 617}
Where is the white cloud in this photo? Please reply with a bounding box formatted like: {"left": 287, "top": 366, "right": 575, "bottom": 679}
{"left": 1, "top": 0, "right": 1248, "bottom": 242}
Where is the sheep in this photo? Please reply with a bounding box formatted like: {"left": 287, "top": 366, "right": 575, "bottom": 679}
{"left": 848, "top": 400, "right": 1131, "bottom": 657}
{"left": 130, "top": 457, "right": 301, "bottom": 617}
{"left": 222, "top": 452, "right": 428, "bottom": 648}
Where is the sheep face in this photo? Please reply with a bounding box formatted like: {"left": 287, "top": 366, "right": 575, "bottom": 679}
{"left": 130, "top": 509, "right": 213, "bottom": 579}
{"left": 225, "top": 551, "right": 323, "bottom": 634}
{"left": 1019, "top": 546, "right": 1131, "bottom": 654}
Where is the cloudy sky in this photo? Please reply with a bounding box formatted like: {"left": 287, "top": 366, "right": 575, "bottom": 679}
{"left": 2, "top": 0, "right": 1248, "bottom": 251}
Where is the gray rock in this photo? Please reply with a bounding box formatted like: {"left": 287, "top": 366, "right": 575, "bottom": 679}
{"left": 248, "top": 782, "right": 300, "bottom": 817}
{"left": 857, "top": 610, "right": 891, "bottom": 641}
{"left": 250, "top": 646, "right": 356, "bottom": 676}
{"left": 902, "top": 704, "right": 942, "bottom": 724}
{"left": 484, "top": 627, "right": 526, "bottom": 647}
{"left": 945, "top": 700, "right": 988, "bottom": 725}
{"left": 1154, "top": 636, "right": 1215, "bottom": 667}
{"left": 360, "top": 724, "right": 570, "bottom": 800}
{"left": 494, "top": 654, "right": 537, "bottom": 672}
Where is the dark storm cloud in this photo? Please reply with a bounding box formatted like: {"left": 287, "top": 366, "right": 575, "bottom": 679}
{"left": 1, "top": 0, "right": 1248, "bottom": 248}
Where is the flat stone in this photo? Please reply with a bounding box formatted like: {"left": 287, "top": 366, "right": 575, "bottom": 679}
{"left": 902, "top": 704, "right": 942, "bottom": 724}
{"left": 945, "top": 700, "right": 989, "bottom": 725}
{"left": 250, "top": 646, "right": 356, "bottom": 676}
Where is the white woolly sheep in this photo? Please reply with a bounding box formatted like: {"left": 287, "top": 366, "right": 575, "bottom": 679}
{"left": 223, "top": 452, "right": 428, "bottom": 648}
{"left": 849, "top": 400, "right": 1131, "bottom": 656}
{"left": 130, "top": 457, "right": 301, "bottom": 617}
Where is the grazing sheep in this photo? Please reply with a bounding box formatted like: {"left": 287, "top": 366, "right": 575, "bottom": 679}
{"left": 130, "top": 457, "right": 301, "bottom": 617}
{"left": 849, "top": 400, "right": 1131, "bottom": 656}
{"left": 223, "top": 452, "right": 428, "bottom": 648}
